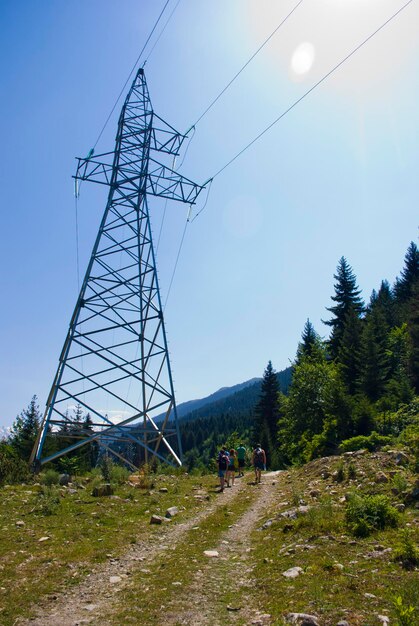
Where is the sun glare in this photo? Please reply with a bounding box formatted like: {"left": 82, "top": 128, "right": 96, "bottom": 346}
{"left": 291, "top": 42, "right": 315, "bottom": 76}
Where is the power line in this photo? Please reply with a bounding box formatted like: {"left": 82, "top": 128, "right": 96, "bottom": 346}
{"left": 93, "top": 0, "right": 172, "bottom": 150}
{"left": 143, "top": 0, "right": 182, "bottom": 65}
{"left": 190, "top": 0, "right": 304, "bottom": 129}
{"left": 211, "top": 0, "right": 414, "bottom": 181}
{"left": 163, "top": 215, "right": 190, "bottom": 311}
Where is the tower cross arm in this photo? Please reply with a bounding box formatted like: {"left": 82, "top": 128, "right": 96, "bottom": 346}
{"left": 146, "top": 158, "right": 205, "bottom": 204}
{"left": 74, "top": 154, "right": 206, "bottom": 205}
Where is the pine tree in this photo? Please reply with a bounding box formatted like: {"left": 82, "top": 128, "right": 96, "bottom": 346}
{"left": 295, "top": 319, "right": 324, "bottom": 364}
{"left": 253, "top": 361, "right": 280, "bottom": 467}
{"left": 324, "top": 257, "right": 364, "bottom": 358}
{"left": 394, "top": 242, "right": 419, "bottom": 304}
{"left": 338, "top": 305, "right": 363, "bottom": 395}
{"left": 358, "top": 307, "right": 390, "bottom": 402}
{"left": 10, "top": 396, "right": 41, "bottom": 461}
{"left": 371, "top": 280, "right": 396, "bottom": 328}
{"left": 406, "top": 279, "right": 419, "bottom": 392}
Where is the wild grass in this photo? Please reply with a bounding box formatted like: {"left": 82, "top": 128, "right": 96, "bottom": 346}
{"left": 0, "top": 472, "right": 218, "bottom": 625}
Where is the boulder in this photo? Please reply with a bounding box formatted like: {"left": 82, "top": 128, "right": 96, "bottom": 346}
{"left": 282, "top": 567, "right": 303, "bottom": 578}
{"left": 150, "top": 514, "right": 164, "bottom": 525}
{"left": 395, "top": 451, "right": 410, "bottom": 466}
{"left": 285, "top": 612, "right": 319, "bottom": 625}
{"left": 159, "top": 487, "right": 168, "bottom": 493}
{"left": 279, "top": 506, "right": 310, "bottom": 520}
{"left": 59, "top": 473, "right": 71, "bottom": 486}
{"left": 165, "top": 506, "right": 179, "bottom": 518}
{"left": 375, "top": 472, "right": 389, "bottom": 484}
{"left": 92, "top": 484, "right": 114, "bottom": 497}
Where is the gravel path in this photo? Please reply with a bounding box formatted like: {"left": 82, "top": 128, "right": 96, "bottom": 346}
{"left": 19, "top": 471, "right": 285, "bottom": 626}
{"left": 159, "top": 471, "right": 284, "bottom": 626}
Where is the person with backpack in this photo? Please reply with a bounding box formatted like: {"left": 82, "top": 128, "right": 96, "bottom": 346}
{"left": 217, "top": 447, "right": 229, "bottom": 491}
{"left": 236, "top": 443, "right": 246, "bottom": 477}
{"left": 225, "top": 448, "right": 238, "bottom": 487}
{"left": 252, "top": 444, "right": 266, "bottom": 484}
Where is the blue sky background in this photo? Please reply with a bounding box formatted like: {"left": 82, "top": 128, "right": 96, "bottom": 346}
{"left": 1, "top": 0, "right": 418, "bottom": 429}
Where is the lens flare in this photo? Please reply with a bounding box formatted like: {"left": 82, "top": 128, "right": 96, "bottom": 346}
{"left": 291, "top": 42, "right": 315, "bottom": 76}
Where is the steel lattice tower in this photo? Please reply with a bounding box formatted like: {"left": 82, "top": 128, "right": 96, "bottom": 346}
{"left": 31, "top": 68, "right": 203, "bottom": 470}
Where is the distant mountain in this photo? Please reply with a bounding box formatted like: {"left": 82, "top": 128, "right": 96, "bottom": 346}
{"left": 172, "top": 378, "right": 260, "bottom": 420}
{"left": 0, "top": 426, "right": 11, "bottom": 441}
{"left": 177, "top": 367, "right": 292, "bottom": 424}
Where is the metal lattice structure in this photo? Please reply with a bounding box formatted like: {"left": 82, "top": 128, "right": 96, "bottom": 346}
{"left": 31, "top": 68, "right": 204, "bottom": 469}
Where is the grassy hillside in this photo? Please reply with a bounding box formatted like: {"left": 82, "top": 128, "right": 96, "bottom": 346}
{"left": 0, "top": 446, "right": 417, "bottom": 625}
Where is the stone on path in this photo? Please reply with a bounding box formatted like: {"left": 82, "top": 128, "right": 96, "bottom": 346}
{"left": 109, "top": 576, "right": 122, "bottom": 584}
{"left": 285, "top": 613, "right": 319, "bottom": 625}
{"left": 165, "top": 506, "right": 179, "bottom": 518}
{"left": 282, "top": 566, "right": 303, "bottom": 578}
{"left": 203, "top": 550, "right": 219, "bottom": 558}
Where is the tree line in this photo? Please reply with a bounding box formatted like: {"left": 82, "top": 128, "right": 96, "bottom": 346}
{"left": 255, "top": 241, "right": 418, "bottom": 467}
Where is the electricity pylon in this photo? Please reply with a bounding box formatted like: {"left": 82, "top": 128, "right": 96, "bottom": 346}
{"left": 31, "top": 68, "right": 204, "bottom": 470}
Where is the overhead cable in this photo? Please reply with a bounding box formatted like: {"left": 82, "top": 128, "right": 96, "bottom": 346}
{"left": 93, "top": 0, "right": 172, "bottom": 150}
{"left": 190, "top": 0, "right": 305, "bottom": 129}
{"left": 210, "top": 0, "right": 414, "bottom": 181}
{"left": 143, "top": 0, "right": 182, "bottom": 65}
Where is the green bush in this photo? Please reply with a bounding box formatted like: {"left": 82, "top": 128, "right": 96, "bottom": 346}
{"left": 110, "top": 464, "right": 130, "bottom": 485}
{"left": 40, "top": 469, "right": 60, "bottom": 486}
{"left": 339, "top": 431, "right": 393, "bottom": 453}
{"left": 376, "top": 397, "right": 419, "bottom": 436}
{"left": 393, "top": 595, "right": 416, "bottom": 626}
{"left": 347, "top": 462, "right": 357, "bottom": 480}
{"left": 100, "top": 455, "right": 113, "bottom": 482}
{"left": 393, "top": 529, "right": 419, "bottom": 570}
{"left": 37, "top": 486, "right": 60, "bottom": 516}
{"left": 398, "top": 424, "right": 419, "bottom": 471}
{"left": 345, "top": 493, "right": 399, "bottom": 537}
{"left": 0, "top": 442, "right": 31, "bottom": 486}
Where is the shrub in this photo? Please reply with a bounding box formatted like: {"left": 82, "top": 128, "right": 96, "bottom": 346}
{"left": 345, "top": 493, "right": 399, "bottom": 537}
{"left": 339, "top": 431, "right": 393, "bottom": 453}
{"left": 100, "top": 455, "right": 113, "bottom": 482}
{"left": 393, "top": 595, "right": 416, "bottom": 626}
{"left": 37, "top": 486, "right": 60, "bottom": 516}
{"left": 392, "top": 472, "right": 409, "bottom": 494}
{"left": 0, "top": 442, "right": 31, "bottom": 486}
{"left": 40, "top": 469, "right": 60, "bottom": 486}
{"left": 334, "top": 461, "right": 345, "bottom": 482}
{"left": 347, "top": 462, "right": 357, "bottom": 480}
{"left": 398, "top": 424, "right": 419, "bottom": 471}
{"left": 111, "top": 464, "right": 130, "bottom": 485}
{"left": 393, "top": 529, "right": 419, "bottom": 570}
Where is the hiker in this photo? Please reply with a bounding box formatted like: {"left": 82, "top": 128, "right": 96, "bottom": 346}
{"left": 252, "top": 444, "right": 266, "bottom": 484}
{"left": 217, "top": 447, "right": 229, "bottom": 491}
{"left": 226, "top": 448, "right": 237, "bottom": 487}
{"left": 236, "top": 443, "right": 246, "bottom": 477}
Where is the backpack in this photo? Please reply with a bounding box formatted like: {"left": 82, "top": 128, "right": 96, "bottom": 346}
{"left": 218, "top": 451, "right": 229, "bottom": 470}
{"left": 254, "top": 448, "right": 264, "bottom": 464}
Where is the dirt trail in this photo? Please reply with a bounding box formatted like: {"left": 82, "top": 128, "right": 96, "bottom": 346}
{"left": 160, "top": 471, "right": 283, "bottom": 626}
{"left": 20, "top": 472, "right": 284, "bottom": 626}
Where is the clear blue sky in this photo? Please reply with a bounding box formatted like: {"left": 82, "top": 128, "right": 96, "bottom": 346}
{"left": 1, "top": 0, "right": 418, "bottom": 429}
